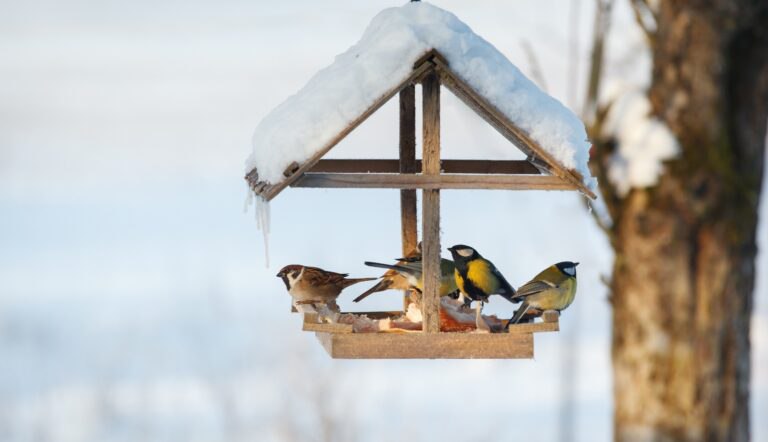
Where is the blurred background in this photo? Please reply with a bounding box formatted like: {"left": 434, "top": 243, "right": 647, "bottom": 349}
{"left": 0, "top": 1, "right": 765, "bottom": 441}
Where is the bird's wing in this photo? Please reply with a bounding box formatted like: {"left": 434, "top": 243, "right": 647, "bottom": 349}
{"left": 304, "top": 266, "right": 349, "bottom": 285}
{"left": 512, "top": 280, "right": 557, "bottom": 299}
{"left": 491, "top": 266, "right": 517, "bottom": 301}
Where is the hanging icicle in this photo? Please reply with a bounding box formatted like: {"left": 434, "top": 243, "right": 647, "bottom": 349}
{"left": 255, "top": 194, "right": 271, "bottom": 268}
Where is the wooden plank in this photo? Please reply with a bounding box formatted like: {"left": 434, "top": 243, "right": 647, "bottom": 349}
{"left": 302, "top": 313, "right": 354, "bottom": 333}
{"left": 421, "top": 70, "right": 441, "bottom": 334}
{"left": 257, "top": 61, "right": 434, "bottom": 201}
{"left": 432, "top": 57, "right": 597, "bottom": 199}
{"left": 315, "top": 331, "right": 534, "bottom": 359}
{"left": 308, "top": 159, "right": 540, "bottom": 174}
{"left": 399, "top": 85, "right": 418, "bottom": 312}
{"left": 292, "top": 173, "right": 579, "bottom": 190}
{"left": 506, "top": 320, "right": 559, "bottom": 334}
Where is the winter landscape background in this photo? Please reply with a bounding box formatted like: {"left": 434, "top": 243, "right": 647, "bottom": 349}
{"left": 1, "top": 1, "right": 766, "bottom": 441}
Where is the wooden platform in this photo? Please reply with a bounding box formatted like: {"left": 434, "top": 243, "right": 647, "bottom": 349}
{"left": 302, "top": 310, "right": 560, "bottom": 359}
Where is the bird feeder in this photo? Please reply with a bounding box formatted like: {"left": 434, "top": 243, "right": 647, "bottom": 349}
{"left": 245, "top": 5, "right": 596, "bottom": 359}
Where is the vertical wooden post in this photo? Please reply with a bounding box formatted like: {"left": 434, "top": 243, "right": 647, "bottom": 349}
{"left": 421, "top": 71, "right": 441, "bottom": 334}
{"left": 399, "top": 85, "right": 418, "bottom": 311}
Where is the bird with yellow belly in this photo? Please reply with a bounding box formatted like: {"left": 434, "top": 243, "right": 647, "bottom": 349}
{"left": 447, "top": 244, "right": 516, "bottom": 331}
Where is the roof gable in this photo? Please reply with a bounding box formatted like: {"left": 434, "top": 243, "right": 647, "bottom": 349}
{"left": 246, "top": 3, "right": 596, "bottom": 200}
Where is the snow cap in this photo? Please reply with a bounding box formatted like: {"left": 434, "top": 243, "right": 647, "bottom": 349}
{"left": 247, "top": 2, "right": 596, "bottom": 192}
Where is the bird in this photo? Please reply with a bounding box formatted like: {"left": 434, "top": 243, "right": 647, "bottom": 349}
{"left": 276, "top": 265, "right": 375, "bottom": 313}
{"left": 505, "top": 261, "right": 578, "bottom": 327}
{"left": 361, "top": 258, "right": 458, "bottom": 300}
{"left": 447, "top": 244, "right": 516, "bottom": 330}
{"left": 353, "top": 243, "right": 422, "bottom": 303}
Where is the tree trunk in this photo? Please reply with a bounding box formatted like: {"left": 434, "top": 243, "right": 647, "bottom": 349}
{"left": 595, "top": 2, "right": 768, "bottom": 441}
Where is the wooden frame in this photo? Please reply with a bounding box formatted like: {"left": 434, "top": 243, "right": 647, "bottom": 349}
{"left": 248, "top": 50, "right": 589, "bottom": 359}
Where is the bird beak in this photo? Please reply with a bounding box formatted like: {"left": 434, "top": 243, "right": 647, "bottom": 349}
{"left": 275, "top": 272, "right": 283, "bottom": 277}
{"left": 574, "top": 262, "right": 580, "bottom": 267}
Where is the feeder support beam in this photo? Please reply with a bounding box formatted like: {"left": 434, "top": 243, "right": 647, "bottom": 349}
{"left": 399, "top": 85, "right": 418, "bottom": 311}
{"left": 421, "top": 70, "right": 441, "bottom": 334}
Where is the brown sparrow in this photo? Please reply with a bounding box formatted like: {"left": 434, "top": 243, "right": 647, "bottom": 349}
{"left": 276, "top": 265, "right": 375, "bottom": 312}
{"left": 353, "top": 243, "right": 422, "bottom": 303}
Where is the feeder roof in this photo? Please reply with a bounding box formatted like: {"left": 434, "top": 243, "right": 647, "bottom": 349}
{"left": 246, "top": 2, "right": 596, "bottom": 196}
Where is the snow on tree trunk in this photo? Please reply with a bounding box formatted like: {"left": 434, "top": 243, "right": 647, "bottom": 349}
{"left": 592, "top": 2, "right": 768, "bottom": 440}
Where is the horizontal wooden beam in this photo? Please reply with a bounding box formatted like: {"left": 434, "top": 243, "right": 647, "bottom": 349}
{"left": 308, "top": 159, "right": 540, "bottom": 175}
{"left": 292, "top": 173, "right": 578, "bottom": 191}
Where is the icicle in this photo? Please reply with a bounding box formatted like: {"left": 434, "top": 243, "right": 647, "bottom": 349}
{"left": 255, "top": 196, "right": 271, "bottom": 268}
{"left": 243, "top": 186, "right": 254, "bottom": 214}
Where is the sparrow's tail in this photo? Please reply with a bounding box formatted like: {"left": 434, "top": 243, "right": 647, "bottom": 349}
{"left": 342, "top": 277, "right": 377, "bottom": 289}
{"left": 353, "top": 279, "right": 392, "bottom": 303}
{"left": 505, "top": 301, "right": 530, "bottom": 329}
{"left": 364, "top": 261, "right": 419, "bottom": 277}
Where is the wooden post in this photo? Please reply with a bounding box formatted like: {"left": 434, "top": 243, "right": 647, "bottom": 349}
{"left": 399, "top": 85, "right": 418, "bottom": 311}
{"left": 421, "top": 71, "right": 441, "bottom": 334}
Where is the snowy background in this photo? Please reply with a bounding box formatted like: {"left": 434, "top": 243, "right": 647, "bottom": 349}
{"left": 0, "top": 1, "right": 765, "bottom": 441}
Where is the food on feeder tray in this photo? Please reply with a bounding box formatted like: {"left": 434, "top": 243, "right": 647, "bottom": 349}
{"left": 276, "top": 264, "right": 375, "bottom": 319}
{"left": 353, "top": 243, "right": 422, "bottom": 303}
{"left": 362, "top": 257, "right": 459, "bottom": 301}
{"left": 506, "top": 261, "right": 579, "bottom": 327}
{"left": 448, "top": 244, "right": 517, "bottom": 330}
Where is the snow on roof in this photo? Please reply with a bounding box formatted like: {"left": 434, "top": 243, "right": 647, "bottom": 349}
{"left": 246, "top": 2, "right": 596, "bottom": 191}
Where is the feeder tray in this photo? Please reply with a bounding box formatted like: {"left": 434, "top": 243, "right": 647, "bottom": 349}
{"left": 248, "top": 50, "right": 594, "bottom": 359}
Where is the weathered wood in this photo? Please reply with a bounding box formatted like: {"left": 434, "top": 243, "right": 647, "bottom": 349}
{"left": 292, "top": 173, "right": 578, "bottom": 190}
{"left": 542, "top": 310, "right": 560, "bottom": 323}
{"left": 421, "top": 70, "right": 441, "bottom": 334}
{"left": 255, "top": 61, "right": 434, "bottom": 201}
{"left": 399, "top": 85, "right": 418, "bottom": 312}
{"left": 302, "top": 315, "right": 354, "bottom": 334}
{"left": 315, "top": 331, "right": 534, "bottom": 359}
{"left": 432, "top": 57, "right": 597, "bottom": 199}
{"left": 506, "top": 320, "right": 559, "bottom": 334}
{"left": 308, "top": 159, "right": 540, "bottom": 174}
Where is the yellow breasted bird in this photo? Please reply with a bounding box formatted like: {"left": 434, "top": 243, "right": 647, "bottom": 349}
{"left": 447, "top": 244, "right": 516, "bottom": 330}
{"left": 506, "top": 261, "right": 578, "bottom": 327}
{"left": 362, "top": 258, "right": 458, "bottom": 299}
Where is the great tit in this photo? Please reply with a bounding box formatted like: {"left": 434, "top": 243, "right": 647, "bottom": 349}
{"left": 362, "top": 258, "right": 458, "bottom": 299}
{"left": 447, "top": 244, "right": 516, "bottom": 330}
{"left": 506, "top": 261, "right": 578, "bottom": 327}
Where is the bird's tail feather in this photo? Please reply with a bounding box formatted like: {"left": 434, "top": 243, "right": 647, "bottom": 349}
{"left": 505, "top": 302, "right": 530, "bottom": 329}
{"left": 353, "top": 279, "right": 392, "bottom": 303}
{"left": 364, "top": 261, "right": 418, "bottom": 277}
{"left": 342, "top": 277, "right": 377, "bottom": 289}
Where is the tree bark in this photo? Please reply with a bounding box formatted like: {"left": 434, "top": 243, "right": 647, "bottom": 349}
{"left": 594, "top": 2, "right": 768, "bottom": 441}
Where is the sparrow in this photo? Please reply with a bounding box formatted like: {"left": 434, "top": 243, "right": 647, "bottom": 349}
{"left": 447, "top": 244, "right": 516, "bottom": 330}
{"left": 353, "top": 243, "right": 422, "bottom": 303}
{"left": 506, "top": 261, "right": 578, "bottom": 327}
{"left": 276, "top": 265, "right": 375, "bottom": 312}
{"left": 361, "top": 258, "right": 458, "bottom": 299}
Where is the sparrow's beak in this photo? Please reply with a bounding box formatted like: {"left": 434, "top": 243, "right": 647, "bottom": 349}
{"left": 275, "top": 272, "right": 283, "bottom": 277}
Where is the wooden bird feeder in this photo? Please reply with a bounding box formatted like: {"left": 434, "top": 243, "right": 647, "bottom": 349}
{"left": 246, "top": 48, "right": 596, "bottom": 359}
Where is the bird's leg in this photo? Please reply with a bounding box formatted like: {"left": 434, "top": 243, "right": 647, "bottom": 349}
{"left": 474, "top": 301, "right": 490, "bottom": 333}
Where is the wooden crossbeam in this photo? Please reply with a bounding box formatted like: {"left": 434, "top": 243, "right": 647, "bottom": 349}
{"left": 308, "top": 159, "right": 541, "bottom": 174}
{"left": 292, "top": 173, "right": 578, "bottom": 190}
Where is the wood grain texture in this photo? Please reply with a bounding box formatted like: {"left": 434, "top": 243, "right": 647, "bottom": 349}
{"left": 421, "top": 71, "right": 441, "bottom": 334}
{"left": 308, "top": 159, "right": 540, "bottom": 174}
{"left": 292, "top": 173, "right": 578, "bottom": 190}
{"left": 315, "top": 331, "right": 534, "bottom": 359}
{"left": 399, "top": 86, "right": 418, "bottom": 312}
